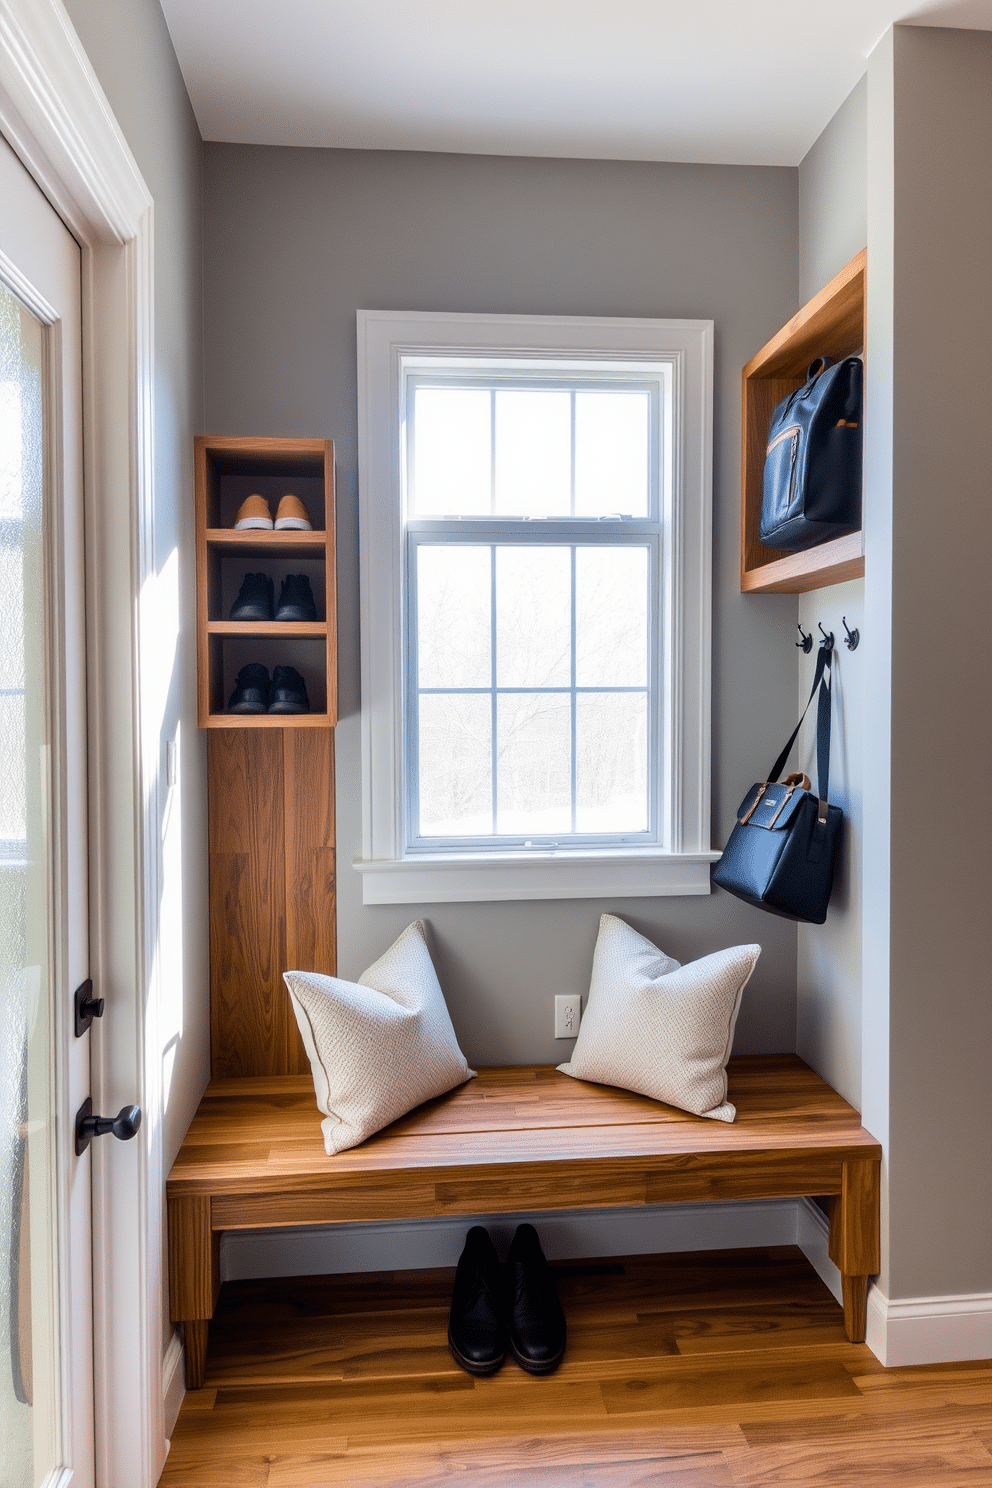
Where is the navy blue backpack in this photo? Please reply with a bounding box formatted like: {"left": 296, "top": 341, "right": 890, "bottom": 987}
{"left": 759, "top": 356, "right": 862, "bottom": 552}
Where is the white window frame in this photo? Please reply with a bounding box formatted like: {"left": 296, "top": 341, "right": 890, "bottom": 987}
{"left": 356, "top": 309, "right": 717, "bottom": 905}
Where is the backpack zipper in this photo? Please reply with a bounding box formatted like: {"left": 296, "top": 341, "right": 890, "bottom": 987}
{"left": 766, "top": 423, "right": 800, "bottom": 508}
{"left": 766, "top": 423, "right": 800, "bottom": 455}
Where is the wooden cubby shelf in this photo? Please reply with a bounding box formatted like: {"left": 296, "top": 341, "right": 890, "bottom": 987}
{"left": 741, "top": 247, "right": 866, "bottom": 594}
{"left": 206, "top": 621, "right": 327, "bottom": 637}
{"left": 194, "top": 434, "right": 337, "bottom": 727}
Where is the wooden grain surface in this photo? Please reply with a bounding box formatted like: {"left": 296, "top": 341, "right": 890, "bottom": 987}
{"left": 167, "top": 1193, "right": 220, "bottom": 1321}
{"left": 209, "top": 731, "right": 291, "bottom": 1077}
{"left": 158, "top": 1247, "right": 992, "bottom": 1488}
{"left": 169, "top": 1057, "right": 880, "bottom": 1204}
{"left": 282, "top": 728, "right": 336, "bottom": 978}
{"left": 207, "top": 728, "right": 336, "bottom": 1078}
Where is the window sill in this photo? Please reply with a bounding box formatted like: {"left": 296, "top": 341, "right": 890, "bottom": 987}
{"left": 353, "top": 850, "right": 721, "bottom": 905}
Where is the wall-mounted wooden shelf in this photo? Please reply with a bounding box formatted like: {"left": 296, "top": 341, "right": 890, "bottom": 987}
{"left": 194, "top": 435, "right": 337, "bottom": 727}
{"left": 741, "top": 247, "right": 866, "bottom": 594}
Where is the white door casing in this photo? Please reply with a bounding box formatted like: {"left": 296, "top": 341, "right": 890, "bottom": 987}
{"left": 0, "top": 2, "right": 164, "bottom": 1486}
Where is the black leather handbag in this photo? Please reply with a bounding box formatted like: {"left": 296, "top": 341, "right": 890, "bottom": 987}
{"left": 712, "top": 642, "right": 842, "bottom": 923}
{"left": 759, "top": 356, "right": 862, "bottom": 552}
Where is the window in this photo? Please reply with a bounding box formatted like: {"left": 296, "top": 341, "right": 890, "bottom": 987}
{"left": 357, "top": 311, "right": 716, "bottom": 904}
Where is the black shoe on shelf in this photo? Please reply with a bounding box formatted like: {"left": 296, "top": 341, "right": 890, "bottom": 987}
{"left": 268, "top": 664, "right": 310, "bottom": 714}
{"left": 230, "top": 572, "right": 274, "bottom": 621}
{"left": 505, "top": 1223, "right": 566, "bottom": 1375}
{"left": 274, "top": 573, "right": 317, "bottom": 622}
{"left": 448, "top": 1226, "right": 507, "bottom": 1377}
{"left": 227, "top": 662, "right": 270, "bottom": 714}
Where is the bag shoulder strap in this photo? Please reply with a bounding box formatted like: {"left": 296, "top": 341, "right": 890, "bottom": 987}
{"left": 768, "top": 641, "right": 833, "bottom": 808}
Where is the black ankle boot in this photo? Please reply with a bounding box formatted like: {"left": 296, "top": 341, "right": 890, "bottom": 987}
{"left": 229, "top": 572, "right": 274, "bottom": 621}
{"left": 274, "top": 573, "right": 317, "bottom": 622}
{"left": 268, "top": 664, "right": 310, "bottom": 713}
{"left": 227, "top": 662, "right": 270, "bottom": 713}
{"left": 448, "top": 1227, "right": 507, "bottom": 1376}
{"left": 505, "top": 1223, "right": 566, "bottom": 1375}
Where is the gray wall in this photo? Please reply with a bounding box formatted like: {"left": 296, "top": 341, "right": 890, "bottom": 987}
{"left": 871, "top": 25, "right": 992, "bottom": 1301}
{"left": 202, "top": 145, "right": 802, "bottom": 1065}
{"left": 60, "top": 0, "right": 207, "bottom": 1350}
{"left": 798, "top": 76, "right": 868, "bottom": 307}
{"left": 795, "top": 78, "right": 868, "bottom": 1109}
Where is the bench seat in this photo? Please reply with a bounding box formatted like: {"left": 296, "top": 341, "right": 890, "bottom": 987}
{"left": 167, "top": 1053, "right": 881, "bottom": 1388}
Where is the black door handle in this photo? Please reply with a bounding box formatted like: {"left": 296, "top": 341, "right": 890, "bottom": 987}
{"left": 74, "top": 1097, "right": 142, "bottom": 1156}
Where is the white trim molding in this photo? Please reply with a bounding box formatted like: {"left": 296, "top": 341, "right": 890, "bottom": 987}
{"left": 0, "top": 0, "right": 148, "bottom": 242}
{"left": 162, "top": 1328, "right": 185, "bottom": 1442}
{"left": 221, "top": 1199, "right": 803, "bottom": 1281}
{"left": 797, "top": 1196, "right": 843, "bottom": 1308}
{"left": 355, "top": 848, "right": 720, "bottom": 904}
{"left": 866, "top": 1286, "right": 992, "bottom": 1368}
{"left": 798, "top": 1197, "right": 992, "bottom": 1367}
{"left": 1, "top": 2, "right": 163, "bottom": 1485}
{"left": 356, "top": 308, "right": 714, "bottom": 905}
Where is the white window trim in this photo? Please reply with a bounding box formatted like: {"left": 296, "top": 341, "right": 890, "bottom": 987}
{"left": 356, "top": 309, "right": 717, "bottom": 905}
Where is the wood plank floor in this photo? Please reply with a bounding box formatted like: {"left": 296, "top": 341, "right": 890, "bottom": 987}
{"left": 159, "top": 1248, "right": 992, "bottom": 1487}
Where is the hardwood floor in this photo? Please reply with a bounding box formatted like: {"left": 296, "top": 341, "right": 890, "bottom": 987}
{"left": 160, "top": 1247, "right": 992, "bottom": 1487}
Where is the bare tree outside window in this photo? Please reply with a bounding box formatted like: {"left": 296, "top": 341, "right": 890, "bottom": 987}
{"left": 409, "top": 379, "right": 656, "bottom": 845}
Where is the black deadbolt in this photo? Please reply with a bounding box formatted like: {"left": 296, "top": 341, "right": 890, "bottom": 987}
{"left": 73, "top": 979, "right": 105, "bottom": 1038}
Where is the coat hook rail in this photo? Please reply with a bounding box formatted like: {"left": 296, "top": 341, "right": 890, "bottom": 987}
{"left": 796, "top": 619, "right": 860, "bottom": 653}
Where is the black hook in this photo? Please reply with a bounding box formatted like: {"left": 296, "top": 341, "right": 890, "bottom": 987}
{"left": 818, "top": 622, "right": 834, "bottom": 651}
{"left": 842, "top": 616, "right": 860, "bottom": 651}
{"left": 796, "top": 622, "right": 813, "bottom": 654}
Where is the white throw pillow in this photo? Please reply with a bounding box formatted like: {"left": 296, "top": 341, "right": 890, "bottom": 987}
{"left": 284, "top": 921, "right": 475, "bottom": 1154}
{"left": 557, "top": 914, "right": 760, "bottom": 1122}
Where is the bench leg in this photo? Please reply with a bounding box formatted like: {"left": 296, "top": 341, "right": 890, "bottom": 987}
{"left": 183, "top": 1320, "right": 210, "bottom": 1390}
{"left": 841, "top": 1274, "right": 869, "bottom": 1343}
{"left": 168, "top": 1193, "right": 220, "bottom": 1389}
{"left": 828, "top": 1158, "right": 880, "bottom": 1344}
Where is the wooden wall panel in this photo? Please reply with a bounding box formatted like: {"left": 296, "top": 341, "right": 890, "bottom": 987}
{"left": 208, "top": 730, "right": 337, "bottom": 1079}
{"left": 283, "top": 729, "right": 336, "bottom": 982}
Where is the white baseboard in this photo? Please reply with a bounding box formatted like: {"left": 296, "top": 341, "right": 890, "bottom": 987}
{"left": 797, "top": 1196, "right": 843, "bottom": 1305}
{"left": 220, "top": 1199, "right": 800, "bottom": 1280}
{"left": 866, "top": 1286, "right": 992, "bottom": 1366}
{"left": 162, "top": 1327, "right": 185, "bottom": 1440}
{"left": 796, "top": 1197, "right": 992, "bottom": 1367}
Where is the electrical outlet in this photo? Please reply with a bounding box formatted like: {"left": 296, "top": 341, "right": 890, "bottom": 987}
{"left": 554, "top": 995, "right": 581, "bottom": 1039}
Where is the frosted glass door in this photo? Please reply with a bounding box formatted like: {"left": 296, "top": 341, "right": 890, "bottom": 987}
{"left": 0, "top": 268, "right": 58, "bottom": 1488}
{"left": 0, "top": 130, "right": 93, "bottom": 1488}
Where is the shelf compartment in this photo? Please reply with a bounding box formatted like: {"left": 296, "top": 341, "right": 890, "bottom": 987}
{"left": 195, "top": 434, "right": 337, "bottom": 728}
{"left": 740, "top": 247, "right": 866, "bottom": 595}
{"left": 204, "top": 633, "right": 329, "bottom": 727}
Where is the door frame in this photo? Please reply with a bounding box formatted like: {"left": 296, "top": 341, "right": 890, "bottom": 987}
{"left": 0, "top": 3, "right": 164, "bottom": 1485}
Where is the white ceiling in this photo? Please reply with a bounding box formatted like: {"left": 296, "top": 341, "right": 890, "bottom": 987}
{"left": 159, "top": 0, "right": 992, "bottom": 167}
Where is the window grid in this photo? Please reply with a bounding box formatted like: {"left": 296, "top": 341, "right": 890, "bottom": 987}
{"left": 403, "top": 364, "right": 666, "bottom": 852}
{"left": 407, "top": 373, "right": 658, "bottom": 520}
{"left": 407, "top": 533, "right": 657, "bottom": 848}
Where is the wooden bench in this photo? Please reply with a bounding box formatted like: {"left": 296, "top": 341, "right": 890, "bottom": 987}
{"left": 167, "top": 1053, "right": 881, "bottom": 1389}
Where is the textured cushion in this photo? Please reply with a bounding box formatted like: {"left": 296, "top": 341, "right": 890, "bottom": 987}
{"left": 557, "top": 914, "right": 760, "bottom": 1122}
{"left": 284, "top": 921, "right": 475, "bottom": 1154}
